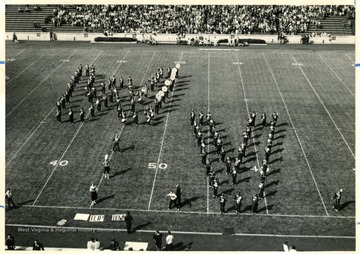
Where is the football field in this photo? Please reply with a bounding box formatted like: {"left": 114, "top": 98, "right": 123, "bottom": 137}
{"left": 5, "top": 41, "right": 355, "bottom": 251}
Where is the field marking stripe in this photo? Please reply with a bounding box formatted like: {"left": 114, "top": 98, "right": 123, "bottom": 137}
{"left": 344, "top": 54, "right": 354, "bottom": 63}
{"left": 317, "top": 54, "right": 354, "bottom": 97}
{"left": 263, "top": 53, "right": 329, "bottom": 216}
{"left": 235, "top": 53, "right": 268, "bottom": 215}
{"left": 7, "top": 48, "right": 26, "bottom": 58}
{"left": 6, "top": 53, "right": 49, "bottom": 84}
{"left": 148, "top": 52, "right": 182, "bottom": 211}
{"left": 290, "top": 54, "right": 355, "bottom": 159}
{"left": 20, "top": 204, "right": 355, "bottom": 219}
{"left": 31, "top": 51, "right": 104, "bottom": 206}
{"left": 207, "top": 53, "right": 210, "bottom": 213}
{"left": 6, "top": 107, "right": 55, "bottom": 168}
{"left": 6, "top": 49, "right": 78, "bottom": 118}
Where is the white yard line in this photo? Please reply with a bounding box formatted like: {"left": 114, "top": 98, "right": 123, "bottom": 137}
{"left": 17, "top": 205, "right": 356, "bottom": 219}
{"left": 6, "top": 51, "right": 104, "bottom": 168}
{"left": 148, "top": 52, "right": 182, "bottom": 211}
{"left": 6, "top": 107, "right": 55, "bottom": 168}
{"left": 5, "top": 224, "right": 354, "bottom": 238}
{"left": 290, "top": 54, "right": 355, "bottom": 159}
{"left": 317, "top": 54, "right": 354, "bottom": 97}
{"left": 32, "top": 118, "right": 88, "bottom": 206}
{"left": 207, "top": 53, "right": 210, "bottom": 213}
{"left": 7, "top": 48, "right": 26, "bottom": 59}
{"left": 31, "top": 51, "right": 105, "bottom": 206}
{"left": 6, "top": 53, "right": 49, "bottom": 84}
{"left": 344, "top": 53, "right": 355, "bottom": 63}
{"left": 235, "top": 53, "right": 269, "bottom": 215}
{"left": 263, "top": 53, "right": 329, "bottom": 216}
{"left": 6, "top": 49, "right": 78, "bottom": 118}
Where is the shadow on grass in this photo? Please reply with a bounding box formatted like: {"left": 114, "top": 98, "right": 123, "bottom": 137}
{"left": 86, "top": 117, "right": 100, "bottom": 122}
{"left": 269, "top": 157, "right": 283, "bottom": 164}
{"left": 222, "top": 188, "right": 234, "bottom": 195}
{"left": 97, "top": 194, "right": 115, "bottom": 204}
{"left": 243, "top": 157, "right": 256, "bottom": 163}
{"left": 267, "top": 168, "right": 281, "bottom": 176}
{"left": 219, "top": 179, "right": 229, "bottom": 186}
{"left": 276, "top": 129, "right": 286, "bottom": 134}
{"left": 274, "top": 135, "right": 285, "bottom": 141}
{"left": 277, "top": 122, "right": 288, "bottom": 127}
{"left": 272, "top": 148, "right": 284, "bottom": 154}
{"left": 226, "top": 148, "right": 235, "bottom": 153}
{"left": 111, "top": 168, "right": 132, "bottom": 178}
{"left": 180, "top": 197, "right": 200, "bottom": 208}
{"left": 172, "top": 93, "right": 185, "bottom": 98}
{"left": 272, "top": 142, "right": 283, "bottom": 147}
{"left": 258, "top": 204, "right": 274, "bottom": 213}
{"left": 152, "top": 121, "right": 164, "bottom": 126}
{"left": 265, "top": 180, "right": 280, "bottom": 188}
{"left": 121, "top": 145, "right": 135, "bottom": 153}
{"left": 215, "top": 168, "right": 223, "bottom": 174}
{"left": 266, "top": 190, "right": 277, "bottom": 197}
{"left": 238, "top": 176, "right": 251, "bottom": 183}
{"left": 133, "top": 222, "right": 151, "bottom": 232}
{"left": 248, "top": 142, "right": 260, "bottom": 148}
{"left": 252, "top": 133, "right": 262, "bottom": 139}
{"left": 16, "top": 200, "right": 35, "bottom": 208}
{"left": 341, "top": 200, "right": 355, "bottom": 210}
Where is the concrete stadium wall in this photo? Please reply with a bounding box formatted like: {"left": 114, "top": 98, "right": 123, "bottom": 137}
{"left": 5, "top": 32, "right": 355, "bottom": 44}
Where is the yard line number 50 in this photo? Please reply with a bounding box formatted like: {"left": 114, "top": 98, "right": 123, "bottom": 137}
{"left": 148, "top": 163, "right": 168, "bottom": 169}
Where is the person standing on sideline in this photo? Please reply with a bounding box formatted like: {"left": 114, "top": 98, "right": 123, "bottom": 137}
{"left": 124, "top": 211, "right": 133, "bottom": 234}
{"left": 332, "top": 188, "right": 343, "bottom": 211}
{"left": 12, "top": 32, "right": 19, "bottom": 43}
{"left": 176, "top": 185, "right": 181, "bottom": 210}
{"left": 219, "top": 193, "right": 227, "bottom": 214}
{"left": 5, "top": 234, "right": 15, "bottom": 250}
{"left": 89, "top": 183, "right": 98, "bottom": 207}
{"left": 165, "top": 231, "right": 174, "bottom": 251}
{"left": 103, "top": 154, "right": 110, "bottom": 179}
{"left": 5, "top": 189, "right": 16, "bottom": 209}
{"left": 153, "top": 230, "right": 163, "bottom": 251}
{"left": 112, "top": 133, "right": 121, "bottom": 152}
{"left": 252, "top": 193, "right": 259, "bottom": 215}
{"left": 166, "top": 190, "right": 177, "bottom": 210}
{"left": 235, "top": 192, "right": 243, "bottom": 214}
{"left": 283, "top": 241, "right": 290, "bottom": 252}
{"left": 32, "top": 240, "right": 45, "bottom": 251}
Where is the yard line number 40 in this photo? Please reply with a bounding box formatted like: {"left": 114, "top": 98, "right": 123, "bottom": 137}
{"left": 49, "top": 160, "right": 69, "bottom": 167}
{"left": 148, "top": 163, "right": 168, "bottom": 169}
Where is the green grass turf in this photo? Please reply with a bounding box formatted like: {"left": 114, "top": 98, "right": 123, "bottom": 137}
{"left": 5, "top": 41, "right": 355, "bottom": 251}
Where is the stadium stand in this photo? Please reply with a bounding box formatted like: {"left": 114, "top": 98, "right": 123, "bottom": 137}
{"left": 5, "top": 5, "right": 355, "bottom": 35}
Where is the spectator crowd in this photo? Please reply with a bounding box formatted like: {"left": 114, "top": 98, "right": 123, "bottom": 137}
{"left": 45, "top": 5, "right": 354, "bottom": 35}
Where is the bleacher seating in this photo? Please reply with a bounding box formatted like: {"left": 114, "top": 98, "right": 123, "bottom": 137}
{"left": 6, "top": 5, "right": 55, "bottom": 32}
{"left": 5, "top": 5, "right": 355, "bottom": 35}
